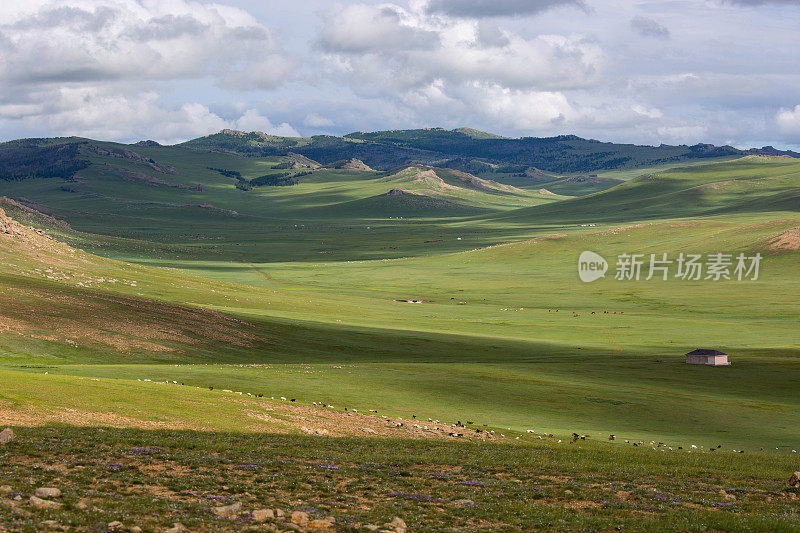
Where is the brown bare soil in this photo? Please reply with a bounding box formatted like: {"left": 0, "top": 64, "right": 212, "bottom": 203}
{"left": 766, "top": 226, "right": 800, "bottom": 251}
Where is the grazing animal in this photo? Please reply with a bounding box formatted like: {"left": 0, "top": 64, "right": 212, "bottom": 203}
{"left": 609, "top": 435, "right": 615, "bottom": 441}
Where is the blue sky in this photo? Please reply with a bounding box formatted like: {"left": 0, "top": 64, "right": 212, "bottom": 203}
{"left": 1, "top": 0, "right": 799, "bottom": 148}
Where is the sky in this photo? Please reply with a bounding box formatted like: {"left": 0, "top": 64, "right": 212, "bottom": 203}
{"left": 1, "top": 0, "right": 799, "bottom": 148}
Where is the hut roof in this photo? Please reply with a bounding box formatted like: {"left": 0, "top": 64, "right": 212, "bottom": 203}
{"left": 686, "top": 348, "right": 727, "bottom": 356}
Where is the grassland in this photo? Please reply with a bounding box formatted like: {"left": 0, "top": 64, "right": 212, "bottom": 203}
{"left": 0, "top": 140, "right": 799, "bottom": 530}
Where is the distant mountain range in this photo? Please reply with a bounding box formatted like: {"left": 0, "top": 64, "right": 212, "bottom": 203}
{"left": 179, "top": 127, "right": 800, "bottom": 173}
{"left": 1, "top": 128, "right": 798, "bottom": 187}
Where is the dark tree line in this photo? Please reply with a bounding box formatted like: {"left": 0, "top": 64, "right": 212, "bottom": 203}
{"left": 0, "top": 141, "right": 90, "bottom": 181}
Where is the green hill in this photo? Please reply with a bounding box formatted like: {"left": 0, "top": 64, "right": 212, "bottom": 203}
{"left": 1, "top": 135, "right": 800, "bottom": 531}
{"left": 180, "top": 127, "right": 799, "bottom": 174}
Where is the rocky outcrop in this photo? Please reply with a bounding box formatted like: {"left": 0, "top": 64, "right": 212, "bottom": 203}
{"left": 0, "top": 427, "right": 14, "bottom": 444}
{"left": 0, "top": 208, "right": 20, "bottom": 236}
{"left": 89, "top": 145, "right": 176, "bottom": 173}
{"left": 331, "top": 158, "right": 373, "bottom": 171}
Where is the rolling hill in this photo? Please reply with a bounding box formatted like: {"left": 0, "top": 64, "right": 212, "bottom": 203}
{"left": 1, "top": 131, "right": 800, "bottom": 531}
{"left": 180, "top": 127, "right": 799, "bottom": 173}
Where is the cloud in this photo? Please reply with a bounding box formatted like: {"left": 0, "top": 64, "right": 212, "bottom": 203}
{"left": 235, "top": 108, "right": 300, "bottom": 137}
{"left": 630, "top": 16, "right": 670, "bottom": 39}
{"left": 303, "top": 113, "right": 335, "bottom": 128}
{"left": 318, "top": 3, "right": 606, "bottom": 93}
{"left": 721, "top": 0, "right": 800, "bottom": 5}
{"left": 776, "top": 105, "right": 800, "bottom": 136}
{"left": 474, "top": 21, "right": 510, "bottom": 48}
{"left": 424, "top": 0, "right": 586, "bottom": 18}
{"left": 0, "top": 0, "right": 295, "bottom": 142}
{"left": 0, "top": 1, "right": 292, "bottom": 88}
{"left": 0, "top": 87, "right": 300, "bottom": 145}
{"left": 317, "top": 4, "right": 439, "bottom": 53}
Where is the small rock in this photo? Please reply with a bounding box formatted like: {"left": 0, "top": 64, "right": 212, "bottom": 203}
{"left": 452, "top": 499, "right": 474, "bottom": 507}
{"left": 0, "top": 428, "right": 14, "bottom": 444}
{"left": 291, "top": 511, "right": 309, "bottom": 526}
{"left": 0, "top": 485, "right": 11, "bottom": 494}
{"left": 34, "top": 487, "right": 62, "bottom": 499}
{"left": 275, "top": 508, "right": 285, "bottom": 519}
{"left": 564, "top": 490, "right": 574, "bottom": 496}
{"left": 212, "top": 501, "right": 241, "bottom": 517}
{"left": 29, "top": 495, "right": 62, "bottom": 509}
{"left": 40, "top": 520, "right": 60, "bottom": 529}
{"left": 13, "top": 506, "right": 34, "bottom": 518}
{"left": 252, "top": 508, "right": 274, "bottom": 522}
{"left": 164, "top": 523, "right": 187, "bottom": 533}
{"left": 308, "top": 518, "right": 334, "bottom": 529}
{"left": 789, "top": 471, "right": 800, "bottom": 488}
{"left": 382, "top": 517, "right": 406, "bottom": 532}
{"left": 130, "top": 528, "right": 143, "bottom": 533}
{"left": 107, "top": 521, "right": 124, "bottom": 530}
{"left": 76, "top": 500, "right": 90, "bottom": 510}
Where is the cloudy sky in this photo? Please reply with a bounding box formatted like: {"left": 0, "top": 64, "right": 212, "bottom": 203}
{"left": 1, "top": 0, "right": 799, "bottom": 148}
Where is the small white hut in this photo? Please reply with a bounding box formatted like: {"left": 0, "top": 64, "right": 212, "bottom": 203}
{"left": 685, "top": 349, "right": 730, "bottom": 366}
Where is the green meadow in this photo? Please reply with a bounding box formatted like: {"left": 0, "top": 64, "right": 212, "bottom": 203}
{"left": 0, "top": 145, "right": 798, "bottom": 446}
{"left": 1, "top": 138, "right": 799, "bottom": 529}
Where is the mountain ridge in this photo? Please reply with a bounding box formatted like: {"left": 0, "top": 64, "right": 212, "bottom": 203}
{"left": 179, "top": 127, "right": 799, "bottom": 174}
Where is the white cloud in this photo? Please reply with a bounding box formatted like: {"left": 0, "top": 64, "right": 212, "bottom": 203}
{"left": 235, "top": 108, "right": 300, "bottom": 137}
{"left": 0, "top": 0, "right": 295, "bottom": 142}
{"left": 630, "top": 16, "right": 670, "bottom": 39}
{"left": 776, "top": 105, "right": 800, "bottom": 135}
{"left": 424, "top": 0, "right": 586, "bottom": 18}
{"left": 317, "top": 4, "right": 439, "bottom": 53}
{"left": 0, "top": 86, "right": 298, "bottom": 144}
{"left": 318, "top": 4, "right": 606, "bottom": 92}
{"left": 303, "top": 113, "right": 335, "bottom": 128}
{"left": 656, "top": 125, "right": 709, "bottom": 143}
{"left": 0, "top": 1, "right": 291, "bottom": 88}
